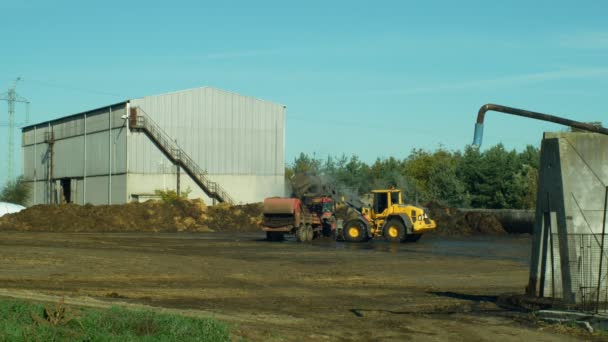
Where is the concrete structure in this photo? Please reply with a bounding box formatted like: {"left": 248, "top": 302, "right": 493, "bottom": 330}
{"left": 21, "top": 87, "right": 286, "bottom": 205}
{"left": 528, "top": 132, "right": 608, "bottom": 308}
{"left": 459, "top": 209, "right": 535, "bottom": 234}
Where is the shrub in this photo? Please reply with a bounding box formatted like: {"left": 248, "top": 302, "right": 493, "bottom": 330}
{"left": 154, "top": 187, "right": 192, "bottom": 203}
{"left": 0, "top": 176, "right": 30, "bottom": 205}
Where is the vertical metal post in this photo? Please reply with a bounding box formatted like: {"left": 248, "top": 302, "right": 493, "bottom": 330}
{"left": 550, "top": 217, "right": 556, "bottom": 298}
{"left": 596, "top": 186, "right": 608, "bottom": 313}
{"left": 33, "top": 125, "right": 37, "bottom": 205}
{"left": 108, "top": 107, "right": 112, "bottom": 205}
{"left": 176, "top": 163, "right": 181, "bottom": 197}
{"left": 83, "top": 113, "right": 87, "bottom": 205}
{"left": 125, "top": 103, "right": 130, "bottom": 202}
{"left": 47, "top": 122, "right": 52, "bottom": 204}
{"left": 175, "top": 139, "right": 180, "bottom": 196}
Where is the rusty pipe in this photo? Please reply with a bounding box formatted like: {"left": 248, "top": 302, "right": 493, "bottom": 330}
{"left": 472, "top": 103, "right": 608, "bottom": 147}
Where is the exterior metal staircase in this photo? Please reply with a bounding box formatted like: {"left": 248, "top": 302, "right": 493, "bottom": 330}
{"left": 129, "top": 107, "right": 235, "bottom": 204}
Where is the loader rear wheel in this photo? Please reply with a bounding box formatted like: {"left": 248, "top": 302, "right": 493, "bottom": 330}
{"left": 343, "top": 220, "right": 367, "bottom": 242}
{"left": 383, "top": 219, "right": 406, "bottom": 243}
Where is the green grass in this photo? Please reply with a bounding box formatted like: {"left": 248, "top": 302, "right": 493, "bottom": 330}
{"left": 0, "top": 297, "right": 230, "bottom": 341}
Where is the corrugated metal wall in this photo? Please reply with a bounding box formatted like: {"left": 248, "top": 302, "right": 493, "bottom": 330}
{"left": 21, "top": 87, "right": 287, "bottom": 205}
{"left": 129, "top": 87, "right": 285, "bottom": 176}
{"left": 21, "top": 103, "right": 128, "bottom": 205}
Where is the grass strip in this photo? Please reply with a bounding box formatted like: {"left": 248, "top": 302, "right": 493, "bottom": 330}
{"left": 0, "top": 297, "right": 230, "bottom": 341}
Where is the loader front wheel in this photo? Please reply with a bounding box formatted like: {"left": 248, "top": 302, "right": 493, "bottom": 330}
{"left": 383, "top": 219, "right": 406, "bottom": 243}
{"left": 343, "top": 220, "right": 367, "bottom": 242}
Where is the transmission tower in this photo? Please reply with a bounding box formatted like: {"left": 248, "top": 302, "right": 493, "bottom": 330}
{"left": 0, "top": 77, "right": 30, "bottom": 182}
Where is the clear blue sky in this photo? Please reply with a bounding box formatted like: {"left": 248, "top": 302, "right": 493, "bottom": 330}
{"left": 1, "top": 0, "right": 607, "bottom": 184}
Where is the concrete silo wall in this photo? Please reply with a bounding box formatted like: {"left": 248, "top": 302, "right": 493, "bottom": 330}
{"left": 529, "top": 132, "right": 608, "bottom": 306}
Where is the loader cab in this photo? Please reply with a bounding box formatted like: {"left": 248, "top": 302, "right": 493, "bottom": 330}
{"left": 372, "top": 189, "right": 402, "bottom": 215}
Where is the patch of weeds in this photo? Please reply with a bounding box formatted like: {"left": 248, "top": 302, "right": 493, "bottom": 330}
{"left": 0, "top": 297, "right": 229, "bottom": 341}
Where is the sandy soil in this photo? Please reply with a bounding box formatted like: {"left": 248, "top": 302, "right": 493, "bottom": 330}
{"left": 0, "top": 232, "right": 584, "bottom": 341}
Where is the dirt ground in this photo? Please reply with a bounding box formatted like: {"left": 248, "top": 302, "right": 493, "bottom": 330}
{"left": 0, "top": 232, "right": 589, "bottom": 341}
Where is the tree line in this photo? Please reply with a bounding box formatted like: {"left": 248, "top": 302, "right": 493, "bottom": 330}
{"left": 285, "top": 144, "right": 539, "bottom": 209}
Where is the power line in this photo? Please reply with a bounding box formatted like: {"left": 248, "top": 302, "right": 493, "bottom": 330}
{"left": 24, "top": 78, "right": 126, "bottom": 97}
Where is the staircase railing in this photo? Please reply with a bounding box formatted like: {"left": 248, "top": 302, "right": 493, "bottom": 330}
{"left": 130, "top": 108, "right": 235, "bottom": 204}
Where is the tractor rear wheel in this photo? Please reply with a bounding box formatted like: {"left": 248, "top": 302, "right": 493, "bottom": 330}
{"left": 305, "top": 225, "right": 314, "bottom": 242}
{"left": 296, "top": 225, "right": 307, "bottom": 242}
{"left": 343, "top": 220, "right": 367, "bottom": 242}
{"left": 383, "top": 219, "right": 406, "bottom": 243}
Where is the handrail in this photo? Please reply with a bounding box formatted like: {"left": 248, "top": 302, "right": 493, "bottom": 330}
{"left": 130, "top": 109, "right": 235, "bottom": 204}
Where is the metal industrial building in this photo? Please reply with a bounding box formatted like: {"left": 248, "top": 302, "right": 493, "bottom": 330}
{"left": 21, "top": 87, "right": 286, "bottom": 205}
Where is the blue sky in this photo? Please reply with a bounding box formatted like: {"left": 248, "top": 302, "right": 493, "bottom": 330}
{"left": 1, "top": 0, "right": 607, "bottom": 184}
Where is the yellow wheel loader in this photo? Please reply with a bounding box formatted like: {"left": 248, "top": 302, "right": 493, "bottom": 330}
{"left": 340, "top": 189, "right": 436, "bottom": 243}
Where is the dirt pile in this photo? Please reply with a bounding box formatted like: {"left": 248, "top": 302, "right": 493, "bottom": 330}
{"left": 202, "top": 202, "right": 263, "bottom": 232}
{"left": 335, "top": 202, "right": 506, "bottom": 235}
{"left": 0, "top": 200, "right": 263, "bottom": 233}
{"left": 424, "top": 201, "right": 506, "bottom": 236}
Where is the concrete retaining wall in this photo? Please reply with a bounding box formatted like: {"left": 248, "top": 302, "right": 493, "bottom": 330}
{"left": 460, "top": 209, "right": 535, "bottom": 234}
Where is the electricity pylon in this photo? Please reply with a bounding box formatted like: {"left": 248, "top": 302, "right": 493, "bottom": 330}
{"left": 0, "top": 77, "right": 30, "bottom": 181}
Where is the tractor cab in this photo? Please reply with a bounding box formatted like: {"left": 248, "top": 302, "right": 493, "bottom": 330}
{"left": 311, "top": 197, "right": 335, "bottom": 214}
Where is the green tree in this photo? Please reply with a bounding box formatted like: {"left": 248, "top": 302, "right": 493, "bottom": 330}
{"left": 404, "top": 148, "right": 467, "bottom": 207}
{"left": 458, "top": 144, "right": 538, "bottom": 209}
{"left": 292, "top": 152, "right": 322, "bottom": 174}
{"left": 0, "top": 177, "right": 30, "bottom": 206}
{"left": 286, "top": 143, "right": 540, "bottom": 209}
{"left": 332, "top": 155, "right": 371, "bottom": 194}
{"left": 285, "top": 152, "right": 323, "bottom": 183}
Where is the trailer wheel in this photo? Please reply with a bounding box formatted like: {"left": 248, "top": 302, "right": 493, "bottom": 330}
{"left": 404, "top": 234, "right": 422, "bottom": 242}
{"left": 383, "top": 219, "right": 406, "bottom": 243}
{"left": 343, "top": 220, "right": 367, "bottom": 242}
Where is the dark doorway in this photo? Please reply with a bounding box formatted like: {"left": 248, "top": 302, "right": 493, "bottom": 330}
{"left": 60, "top": 178, "right": 72, "bottom": 203}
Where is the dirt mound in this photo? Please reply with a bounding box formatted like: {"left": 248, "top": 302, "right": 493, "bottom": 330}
{"left": 0, "top": 200, "right": 503, "bottom": 235}
{"left": 0, "top": 200, "right": 263, "bottom": 233}
{"left": 424, "top": 201, "right": 506, "bottom": 236}
{"left": 334, "top": 202, "right": 505, "bottom": 236}
{"left": 202, "top": 202, "right": 263, "bottom": 232}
